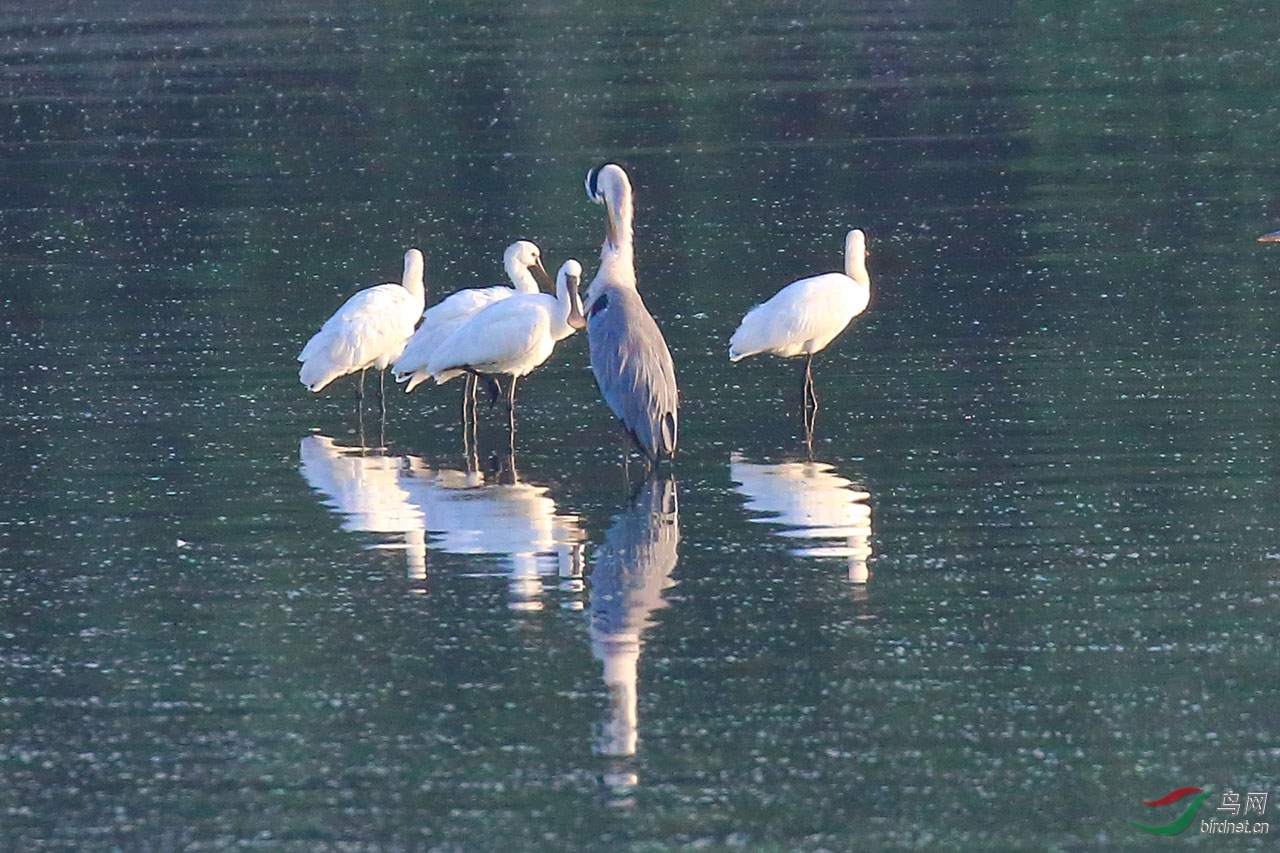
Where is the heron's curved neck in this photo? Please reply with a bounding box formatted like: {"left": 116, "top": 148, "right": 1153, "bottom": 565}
{"left": 600, "top": 189, "right": 635, "bottom": 279}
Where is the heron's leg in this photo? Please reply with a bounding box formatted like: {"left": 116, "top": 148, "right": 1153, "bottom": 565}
{"left": 620, "top": 429, "right": 631, "bottom": 483}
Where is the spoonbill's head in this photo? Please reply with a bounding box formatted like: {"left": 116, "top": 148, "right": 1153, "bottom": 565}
{"left": 558, "top": 259, "right": 586, "bottom": 330}
{"left": 505, "top": 240, "right": 554, "bottom": 291}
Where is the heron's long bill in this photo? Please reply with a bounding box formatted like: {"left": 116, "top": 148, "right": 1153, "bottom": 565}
{"left": 1259, "top": 230, "right": 1280, "bottom": 243}
{"left": 567, "top": 276, "right": 586, "bottom": 329}
{"left": 531, "top": 258, "right": 554, "bottom": 291}
{"left": 604, "top": 203, "right": 618, "bottom": 249}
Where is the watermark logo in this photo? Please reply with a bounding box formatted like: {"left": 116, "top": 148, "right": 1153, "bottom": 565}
{"left": 1128, "top": 787, "right": 1270, "bottom": 836}
{"left": 1128, "top": 787, "right": 1212, "bottom": 835}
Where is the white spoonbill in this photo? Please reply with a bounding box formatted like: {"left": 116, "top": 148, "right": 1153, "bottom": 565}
{"left": 425, "top": 259, "right": 586, "bottom": 437}
{"left": 392, "top": 240, "right": 553, "bottom": 393}
{"left": 583, "top": 162, "right": 679, "bottom": 465}
{"left": 1259, "top": 230, "right": 1280, "bottom": 242}
{"left": 728, "top": 228, "right": 871, "bottom": 419}
{"left": 297, "top": 248, "right": 426, "bottom": 401}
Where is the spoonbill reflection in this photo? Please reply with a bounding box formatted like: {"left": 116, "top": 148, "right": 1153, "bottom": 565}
{"left": 729, "top": 230, "right": 871, "bottom": 428}
{"left": 396, "top": 454, "right": 585, "bottom": 611}
{"left": 425, "top": 259, "right": 586, "bottom": 441}
{"left": 588, "top": 476, "right": 679, "bottom": 767}
{"left": 299, "top": 435, "right": 428, "bottom": 580}
{"left": 729, "top": 453, "right": 872, "bottom": 586}
{"left": 298, "top": 249, "right": 426, "bottom": 404}
{"left": 583, "top": 163, "right": 679, "bottom": 466}
{"left": 392, "top": 241, "right": 553, "bottom": 395}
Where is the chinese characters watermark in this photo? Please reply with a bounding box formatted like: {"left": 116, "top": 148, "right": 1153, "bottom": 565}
{"left": 1204, "top": 790, "right": 1269, "bottom": 835}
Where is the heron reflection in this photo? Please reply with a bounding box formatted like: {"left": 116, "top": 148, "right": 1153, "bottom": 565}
{"left": 587, "top": 476, "right": 679, "bottom": 790}
{"left": 729, "top": 453, "right": 872, "bottom": 587}
{"left": 299, "top": 435, "right": 428, "bottom": 580}
{"left": 395, "top": 451, "right": 585, "bottom": 611}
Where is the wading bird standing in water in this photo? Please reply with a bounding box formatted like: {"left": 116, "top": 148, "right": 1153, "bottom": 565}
{"left": 1258, "top": 230, "right": 1280, "bottom": 242}
{"left": 393, "top": 241, "right": 553, "bottom": 433}
{"left": 583, "top": 162, "right": 679, "bottom": 468}
{"left": 298, "top": 248, "right": 426, "bottom": 414}
{"left": 728, "top": 229, "right": 871, "bottom": 437}
{"left": 424, "top": 259, "right": 586, "bottom": 448}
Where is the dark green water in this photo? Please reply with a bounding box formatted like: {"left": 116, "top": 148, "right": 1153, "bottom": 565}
{"left": 2, "top": 1, "right": 1279, "bottom": 849}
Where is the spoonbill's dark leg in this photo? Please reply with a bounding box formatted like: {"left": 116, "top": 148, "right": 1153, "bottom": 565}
{"left": 804, "top": 354, "right": 819, "bottom": 413}
{"left": 378, "top": 369, "right": 387, "bottom": 421}
{"left": 354, "top": 368, "right": 367, "bottom": 420}
{"left": 798, "top": 354, "right": 820, "bottom": 446}
{"left": 461, "top": 373, "right": 482, "bottom": 457}
{"left": 506, "top": 375, "right": 518, "bottom": 452}
{"left": 802, "top": 391, "right": 817, "bottom": 453}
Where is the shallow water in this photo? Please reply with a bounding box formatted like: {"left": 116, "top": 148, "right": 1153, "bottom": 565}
{"left": 2, "top": 1, "right": 1279, "bottom": 848}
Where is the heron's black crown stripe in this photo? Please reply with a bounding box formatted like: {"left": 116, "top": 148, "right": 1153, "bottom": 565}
{"left": 588, "top": 161, "right": 625, "bottom": 199}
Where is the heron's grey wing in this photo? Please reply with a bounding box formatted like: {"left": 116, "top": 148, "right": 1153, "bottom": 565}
{"left": 587, "top": 286, "right": 679, "bottom": 460}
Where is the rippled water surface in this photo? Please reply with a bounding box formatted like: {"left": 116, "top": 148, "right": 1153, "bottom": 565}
{"left": 3, "top": 1, "right": 1280, "bottom": 848}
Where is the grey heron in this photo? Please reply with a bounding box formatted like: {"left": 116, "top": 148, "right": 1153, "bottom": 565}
{"left": 298, "top": 248, "right": 426, "bottom": 405}
{"left": 424, "top": 259, "right": 586, "bottom": 440}
{"left": 729, "top": 229, "right": 871, "bottom": 431}
{"left": 583, "top": 162, "right": 679, "bottom": 465}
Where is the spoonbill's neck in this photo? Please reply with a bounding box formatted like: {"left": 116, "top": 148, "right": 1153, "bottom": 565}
{"left": 505, "top": 258, "right": 541, "bottom": 294}
{"left": 402, "top": 250, "right": 426, "bottom": 301}
{"left": 844, "top": 231, "right": 869, "bottom": 287}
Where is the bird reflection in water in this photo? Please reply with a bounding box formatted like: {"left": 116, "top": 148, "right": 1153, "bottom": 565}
{"left": 587, "top": 476, "right": 679, "bottom": 797}
{"left": 729, "top": 453, "right": 872, "bottom": 593}
{"left": 299, "top": 435, "right": 428, "bottom": 582}
{"left": 397, "top": 450, "right": 585, "bottom": 611}
{"left": 299, "top": 435, "right": 585, "bottom": 608}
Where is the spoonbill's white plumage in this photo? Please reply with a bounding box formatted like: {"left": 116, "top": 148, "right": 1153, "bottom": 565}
{"left": 729, "top": 229, "right": 871, "bottom": 421}
{"left": 392, "top": 240, "right": 552, "bottom": 392}
{"left": 297, "top": 248, "right": 426, "bottom": 396}
{"left": 583, "top": 162, "right": 679, "bottom": 465}
{"left": 425, "top": 259, "right": 586, "bottom": 434}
